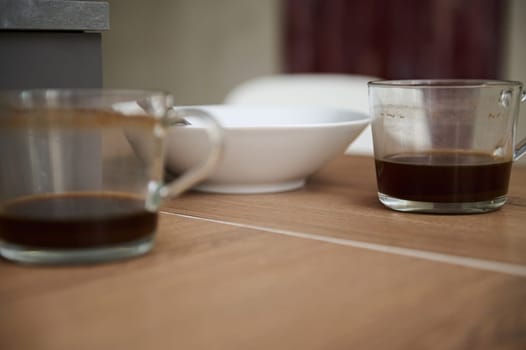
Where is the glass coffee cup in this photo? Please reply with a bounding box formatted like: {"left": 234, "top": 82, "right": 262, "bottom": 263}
{"left": 0, "top": 90, "right": 223, "bottom": 264}
{"left": 369, "top": 80, "right": 526, "bottom": 213}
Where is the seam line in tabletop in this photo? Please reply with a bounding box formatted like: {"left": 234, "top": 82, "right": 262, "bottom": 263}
{"left": 161, "top": 211, "right": 526, "bottom": 278}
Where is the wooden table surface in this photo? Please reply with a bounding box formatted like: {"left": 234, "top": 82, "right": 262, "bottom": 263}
{"left": 1, "top": 155, "right": 525, "bottom": 350}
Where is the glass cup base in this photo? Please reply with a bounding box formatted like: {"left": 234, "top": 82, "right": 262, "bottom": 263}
{"left": 378, "top": 193, "right": 507, "bottom": 214}
{"left": 0, "top": 235, "right": 154, "bottom": 265}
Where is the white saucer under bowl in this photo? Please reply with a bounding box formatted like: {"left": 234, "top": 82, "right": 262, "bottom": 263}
{"left": 165, "top": 105, "right": 369, "bottom": 194}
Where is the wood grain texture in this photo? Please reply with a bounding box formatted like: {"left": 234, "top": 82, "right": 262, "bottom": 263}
{"left": 2, "top": 155, "right": 525, "bottom": 349}
{"left": 163, "top": 155, "right": 526, "bottom": 265}
{"left": 1, "top": 214, "right": 525, "bottom": 350}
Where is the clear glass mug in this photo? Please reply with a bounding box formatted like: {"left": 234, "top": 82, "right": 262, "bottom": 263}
{"left": 369, "top": 80, "right": 526, "bottom": 213}
{"left": 0, "top": 90, "right": 223, "bottom": 264}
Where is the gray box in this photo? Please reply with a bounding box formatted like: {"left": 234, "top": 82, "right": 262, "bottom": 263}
{"left": 0, "top": 0, "right": 109, "bottom": 89}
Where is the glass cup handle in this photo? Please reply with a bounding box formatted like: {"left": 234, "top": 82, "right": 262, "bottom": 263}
{"left": 514, "top": 89, "right": 526, "bottom": 160}
{"left": 157, "top": 107, "right": 224, "bottom": 200}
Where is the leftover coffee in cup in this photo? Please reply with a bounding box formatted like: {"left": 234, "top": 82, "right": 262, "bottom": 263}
{"left": 0, "top": 90, "right": 223, "bottom": 264}
{"left": 369, "top": 80, "right": 525, "bottom": 213}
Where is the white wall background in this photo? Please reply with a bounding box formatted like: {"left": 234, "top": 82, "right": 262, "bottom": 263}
{"left": 102, "top": 0, "right": 282, "bottom": 104}
{"left": 502, "top": 0, "right": 526, "bottom": 164}
{"left": 102, "top": 0, "right": 526, "bottom": 100}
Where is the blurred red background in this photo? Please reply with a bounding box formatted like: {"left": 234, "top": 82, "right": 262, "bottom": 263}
{"left": 284, "top": 0, "right": 504, "bottom": 79}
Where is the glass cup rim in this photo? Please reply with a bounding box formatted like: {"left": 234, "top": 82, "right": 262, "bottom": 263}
{"left": 0, "top": 88, "right": 172, "bottom": 99}
{"left": 0, "top": 88, "right": 175, "bottom": 114}
{"left": 368, "top": 79, "right": 523, "bottom": 88}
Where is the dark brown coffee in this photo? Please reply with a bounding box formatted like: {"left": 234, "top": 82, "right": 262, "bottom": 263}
{"left": 375, "top": 151, "right": 512, "bottom": 203}
{"left": 0, "top": 192, "right": 157, "bottom": 249}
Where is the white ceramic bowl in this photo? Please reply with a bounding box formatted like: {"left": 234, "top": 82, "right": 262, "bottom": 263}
{"left": 165, "top": 105, "right": 369, "bottom": 193}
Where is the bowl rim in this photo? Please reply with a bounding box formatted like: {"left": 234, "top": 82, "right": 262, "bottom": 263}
{"left": 172, "top": 104, "right": 370, "bottom": 130}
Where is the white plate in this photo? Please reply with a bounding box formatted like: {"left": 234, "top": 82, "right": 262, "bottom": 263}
{"left": 165, "top": 105, "right": 369, "bottom": 193}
